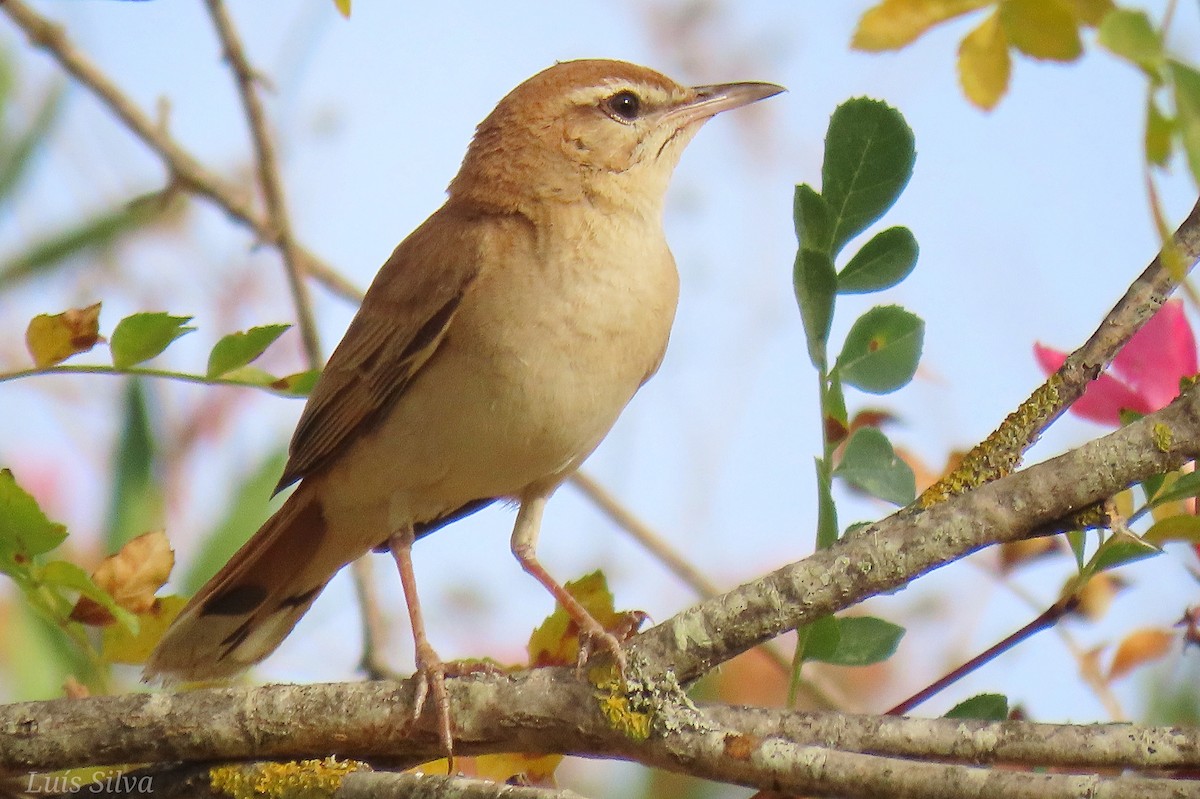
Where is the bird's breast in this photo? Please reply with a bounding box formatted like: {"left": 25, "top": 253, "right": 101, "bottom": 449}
{"left": 329, "top": 207, "right": 681, "bottom": 519}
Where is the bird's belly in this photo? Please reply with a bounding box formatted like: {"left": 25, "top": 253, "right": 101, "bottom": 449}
{"left": 325, "top": 245, "right": 678, "bottom": 523}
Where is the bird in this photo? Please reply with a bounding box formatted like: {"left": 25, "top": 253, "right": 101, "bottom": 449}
{"left": 146, "top": 58, "right": 782, "bottom": 736}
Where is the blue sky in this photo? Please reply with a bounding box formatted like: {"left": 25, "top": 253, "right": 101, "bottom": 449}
{"left": 2, "top": 1, "right": 1199, "bottom": 744}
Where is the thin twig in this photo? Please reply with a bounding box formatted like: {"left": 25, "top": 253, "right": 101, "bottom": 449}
{"left": 886, "top": 596, "right": 1079, "bottom": 716}
{"left": 202, "top": 0, "right": 322, "bottom": 367}
{"left": 0, "top": 0, "right": 363, "bottom": 305}
{"left": 350, "top": 557, "right": 402, "bottom": 680}
{"left": 920, "top": 195, "right": 1200, "bottom": 507}
{"left": 568, "top": 471, "right": 721, "bottom": 598}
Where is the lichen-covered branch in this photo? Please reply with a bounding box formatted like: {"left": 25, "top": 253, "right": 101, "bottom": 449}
{"left": 2, "top": 677, "right": 1196, "bottom": 797}
{"left": 921, "top": 195, "right": 1200, "bottom": 505}
{"left": 630, "top": 381, "right": 1200, "bottom": 682}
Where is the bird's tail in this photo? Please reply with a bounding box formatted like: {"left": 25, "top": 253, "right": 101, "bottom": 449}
{"left": 144, "top": 484, "right": 355, "bottom": 682}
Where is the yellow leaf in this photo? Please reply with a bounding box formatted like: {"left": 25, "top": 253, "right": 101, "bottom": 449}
{"left": 101, "top": 594, "right": 186, "bottom": 664}
{"left": 1108, "top": 628, "right": 1175, "bottom": 680}
{"left": 1144, "top": 514, "right": 1200, "bottom": 546}
{"left": 958, "top": 11, "right": 1011, "bottom": 110}
{"left": 853, "top": 0, "right": 991, "bottom": 52}
{"left": 70, "top": 531, "right": 175, "bottom": 624}
{"left": 1070, "top": 572, "right": 1125, "bottom": 621}
{"left": 1146, "top": 98, "right": 1174, "bottom": 167}
{"left": 333, "top": 0, "right": 350, "bottom": 18}
{"left": 25, "top": 303, "right": 103, "bottom": 368}
{"left": 473, "top": 753, "right": 563, "bottom": 785}
{"left": 1062, "top": 0, "right": 1115, "bottom": 27}
{"left": 526, "top": 571, "right": 643, "bottom": 667}
{"left": 1000, "top": 0, "right": 1083, "bottom": 61}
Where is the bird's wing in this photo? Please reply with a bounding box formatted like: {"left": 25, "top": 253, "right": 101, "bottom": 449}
{"left": 276, "top": 205, "right": 486, "bottom": 491}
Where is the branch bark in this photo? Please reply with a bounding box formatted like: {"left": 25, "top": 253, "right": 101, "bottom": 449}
{"left": 4, "top": 386, "right": 1200, "bottom": 792}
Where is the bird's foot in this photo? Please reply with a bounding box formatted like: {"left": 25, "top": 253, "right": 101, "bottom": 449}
{"left": 410, "top": 641, "right": 455, "bottom": 773}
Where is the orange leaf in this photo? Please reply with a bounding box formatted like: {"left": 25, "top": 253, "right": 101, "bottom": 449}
{"left": 999, "top": 536, "right": 1060, "bottom": 571}
{"left": 1109, "top": 628, "right": 1175, "bottom": 680}
{"left": 958, "top": 10, "right": 1011, "bottom": 109}
{"left": 473, "top": 753, "right": 563, "bottom": 785}
{"left": 1070, "top": 572, "right": 1125, "bottom": 621}
{"left": 25, "top": 303, "right": 103, "bottom": 368}
{"left": 332, "top": 0, "right": 350, "bottom": 17}
{"left": 70, "top": 531, "right": 174, "bottom": 625}
{"left": 853, "top": 0, "right": 991, "bottom": 51}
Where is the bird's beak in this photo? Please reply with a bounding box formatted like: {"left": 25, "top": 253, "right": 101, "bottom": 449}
{"left": 664, "top": 81, "right": 786, "bottom": 127}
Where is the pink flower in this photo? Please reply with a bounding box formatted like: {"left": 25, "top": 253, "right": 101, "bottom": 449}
{"left": 1035, "top": 300, "right": 1197, "bottom": 426}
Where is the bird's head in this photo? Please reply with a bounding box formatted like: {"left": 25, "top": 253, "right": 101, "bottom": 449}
{"left": 449, "top": 59, "right": 783, "bottom": 217}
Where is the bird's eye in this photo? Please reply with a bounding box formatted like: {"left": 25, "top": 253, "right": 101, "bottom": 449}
{"left": 604, "top": 90, "right": 642, "bottom": 122}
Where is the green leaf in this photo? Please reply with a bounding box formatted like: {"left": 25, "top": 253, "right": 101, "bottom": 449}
{"left": 185, "top": 449, "right": 288, "bottom": 593}
{"left": 815, "top": 458, "right": 839, "bottom": 549}
{"left": 801, "top": 614, "right": 841, "bottom": 663}
{"left": 1145, "top": 98, "right": 1174, "bottom": 167}
{"left": 207, "top": 324, "right": 291, "bottom": 378}
{"left": 1144, "top": 515, "right": 1200, "bottom": 547}
{"left": 1090, "top": 531, "right": 1161, "bottom": 572}
{"left": 1141, "top": 472, "right": 1167, "bottom": 505}
{"left": 1148, "top": 470, "right": 1200, "bottom": 506}
{"left": 945, "top": 693, "right": 1009, "bottom": 720}
{"left": 0, "top": 194, "right": 186, "bottom": 291}
{"left": 824, "top": 370, "right": 849, "bottom": 431}
{"left": 1000, "top": 0, "right": 1083, "bottom": 61}
{"left": 0, "top": 469, "right": 67, "bottom": 576}
{"left": 1067, "top": 529, "right": 1087, "bottom": 570}
{"left": 837, "top": 226, "right": 919, "bottom": 294}
{"left": 1098, "top": 8, "right": 1163, "bottom": 78}
{"left": 834, "top": 427, "right": 916, "bottom": 505}
{"left": 110, "top": 312, "right": 195, "bottom": 370}
{"left": 0, "top": 84, "right": 63, "bottom": 204}
{"left": 793, "top": 249, "right": 837, "bottom": 369}
{"left": 104, "top": 379, "right": 163, "bottom": 550}
{"left": 835, "top": 305, "right": 924, "bottom": 394}
{"left": 6, "top": 600, "right": 83, "bottom": 699}
{"left": 273, "top": 369, "right": 321, "bottom": 397}
{"left": 1170, "top": 61, "right": 1200, "bottom": 187}
{"left": 793, "top": 184, "right": 832, "bottom": 254}
{"left": 805, "top": 615, "right": 905, "bottom": 666}
{"left": 822, "top": 98, "right": 915, "bottom": 257}
{"left": 38, "top": 559, "right": 138, "bottom": 634}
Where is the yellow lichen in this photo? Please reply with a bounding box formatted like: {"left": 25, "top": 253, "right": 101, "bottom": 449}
{"left": 591, "top": 664, "right": 652, "bottom": 742}
{"left": 920, "top": 376, "right": 1063, "bottom": 508}
{"left": 1152, "top": 422, "right": 1173, "bottom": 452}
{"left": 209, "top": 757, "right": 367, "bottom": 799}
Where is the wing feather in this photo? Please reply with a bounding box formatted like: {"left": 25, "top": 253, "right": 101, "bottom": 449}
{"left": 276, "top": 206, "right": 485, "bottom": 491}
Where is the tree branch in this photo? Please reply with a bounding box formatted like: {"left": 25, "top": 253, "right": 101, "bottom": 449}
{"left": 2, "top": 677, "right": 1196, "bottom": 797}
{"left": 202, "top": 0, "right": 322, "bottom": 366}
{"left": 4, "top": 390, "right": 1200, "bottom": 794}
{"left": 630, "top": 382, "right": 1200, "bottom": 682}
{"left": 922, "top": 194, "right": 1200, "bottom": 504}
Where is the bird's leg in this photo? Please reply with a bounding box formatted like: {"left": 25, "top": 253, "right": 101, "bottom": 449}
{"left": 387, "top": 524, "right": 454, "bottom": 771}
{"left": 511, "top": 492, "right": 629, "bottom": 676}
